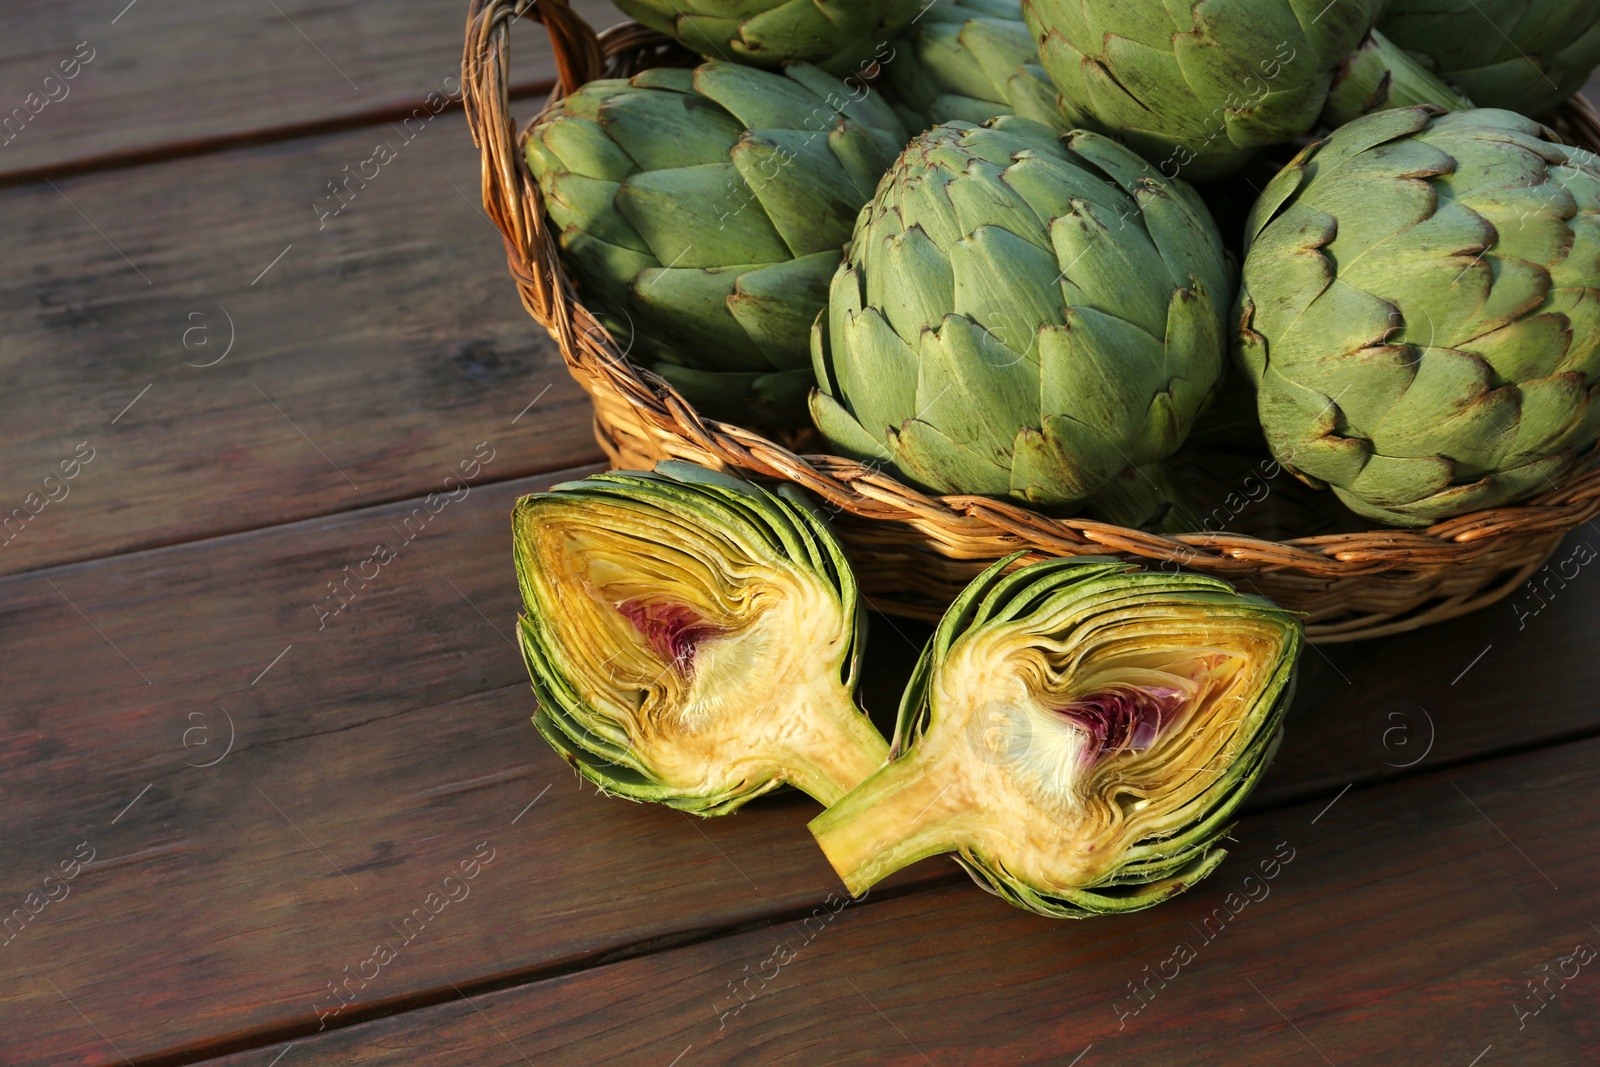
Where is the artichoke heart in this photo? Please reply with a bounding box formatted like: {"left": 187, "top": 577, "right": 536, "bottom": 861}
{"left": 810, "top": 556, "right": 1302, "bottom": 917}
{"left": 514, "top": 462, "right": 888, "bottom": 814}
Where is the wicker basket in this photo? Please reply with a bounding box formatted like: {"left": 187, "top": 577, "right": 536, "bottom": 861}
{"left": 463, "top": 0, "right": 1600, "bottom": 642}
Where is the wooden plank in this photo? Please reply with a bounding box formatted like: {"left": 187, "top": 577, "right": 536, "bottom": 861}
{"left": 0, "top": 107, "right": 603, "bottom": 579}
{"left": 201, "top": 736, "right": 1600, "bottom": 1067}
{"left": 0, "top": 466, "right": 940, "bottom": 1067}
{"left": 4, "top": 474, "right": 1598, "bottom": 1065}
{"left": 0, "top": 0, "right": 618, "bottom": 182}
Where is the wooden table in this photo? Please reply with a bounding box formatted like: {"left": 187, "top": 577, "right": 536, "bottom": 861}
{"left": 4, "top": 5, "right": 1598, "bottom": 1064}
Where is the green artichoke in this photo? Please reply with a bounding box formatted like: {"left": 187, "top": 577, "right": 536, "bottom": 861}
{"left": 524, "top": 62, "right": 907, "bottom": 428}
{"left": 809, "top": 555, "right": 1302, "bottom": 917}
{"left": 809, "top": 118, "right": 1231, "bottom": 520}
{"left": 1320, "top": 25, "right": 1478, "bottom": 128}
{"left": 1021, "top": 0, "right": 1472, "bottom": 180}
{"left": 513, "top": 462, "right": 888, "bottom": 813}
{"left": 882, "top": 0, "right": 1067, "bottom": 133}
{"left": 1236, "top": 106, "right": 1600, "bottom": 526}
{"left": 613, "top": 0, "right": 923, "bottom": 76}
{"left": 1380, "top": 0, "right": 1600, "bottom": 116}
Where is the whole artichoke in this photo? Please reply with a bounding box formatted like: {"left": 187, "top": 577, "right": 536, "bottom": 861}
{"left": 613, "top": 0, "right": 923, "bottom": 76}
{"left": 1380, "top": 0, "right": 1600, "bottom": 116}
{"left": 1021, "top": 0, "right": 1471, "bottom": 179}
{"left": 882, "top": 0, "right": 1067, "bottom": 133}
{"left": 514, "top": 462, "right": 889, "bottom": 813}
{"left": 525, "top": 62, "right": 907, "bottom": 427}
{"left": 809, "top": 555, "right": 1302, "bottom": 917}
{"left": 1236, "top": 106, "right": 1600, "bottom": 526}
{"left": 810, "top": 118, "right": 1231, "bottom": 516}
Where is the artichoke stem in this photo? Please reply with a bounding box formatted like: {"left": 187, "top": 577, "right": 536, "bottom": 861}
{"left": 1084, "top": 463, "right": 1206, "bottom": 534}
{"left": 1323, "top": 29, "right": 1474, "bottom": 126}
{"left": 783, "top": 701, "right": 892, "bottom": 807}
{"left": 808, "top": 749, "right": 964, "bottom": 895}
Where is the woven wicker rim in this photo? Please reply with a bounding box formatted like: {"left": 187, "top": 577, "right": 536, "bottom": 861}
{"left": 463, "top": 0, "right": 1600, "bottom": 630}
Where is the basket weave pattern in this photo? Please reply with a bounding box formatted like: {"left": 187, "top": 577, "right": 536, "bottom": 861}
{"left": 464, "top": 0, "right": 1600, "bottom": 642}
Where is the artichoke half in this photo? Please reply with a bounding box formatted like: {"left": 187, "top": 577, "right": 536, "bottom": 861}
{"left": 810, "top": 118, "right": 1231, "bottom": 523}
{"left": 513, "top": 462, "right": 888, "bottom": 813}
{"left": 1380, "top": 0, "right": 1600, "bottom": 117}
{"left": 1237, "top": 107, "right": 1600, "bottom": 526}
{"left": 1021, "top": 0, "right": 1472, "bottom": 179}
{"left": 882, "top": 0, "right": 1067, "bottom": 134}
{"left": 613, "top": 0, "right": 924, "bottom": 76}
{"left": 525, "top": 62, "right": 906, "bottom": 428}
{"left": 809, "top": 556, "right": 1301, "bottom": 917}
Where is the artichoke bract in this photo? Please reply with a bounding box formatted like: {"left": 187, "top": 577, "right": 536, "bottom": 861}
{"left": 524, "top": 62, "right": 907, "bottom": 428}
{"left": 882, "top": 0, "right": 1067, "bottom": 134}
{"left": 613, "top": 0, "right": 923, "bottom": 76}
{"left": 513, "top": 462, "right": 888, "bottom": 813}
{"left": 810, "top": 118, "right": 1231, "bottom": 516}
{"left": 1237, "top": 107, "right": 1600, "bottom": 526}
{"left": 809, "top": 556, "right": 1301, "bottom": 917}
{"left": 1021, "top": 1, "right": 1470, "bottom": 179}
{"left": 1380, "top": 0, "right": 1600, "bottom": 117}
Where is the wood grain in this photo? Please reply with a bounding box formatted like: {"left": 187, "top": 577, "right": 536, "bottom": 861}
{"left": 3, "top": 469, "right": 1598, "bottom": 1065}
{"left": 0, "top": 0, "right": 618, "bottom": 182}
{"left": 203, "top": 737, "right": 1600, "bottom": 1066}
{"left": 0, "top": 466, "right": 941, "bottom": 1067}
{"left": 7, "top": 5, "right": 1600, "bottom": 1066}
{"left": 0, "top": 107, "right": 603, "bottom": 579}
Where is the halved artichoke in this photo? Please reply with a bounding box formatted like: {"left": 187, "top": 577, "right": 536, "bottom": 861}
{"left": 513, "top": 462, "right": 888, "bottom": 814}
{"left": 809, "top": 555, "right": 1302, "bottom": 916}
